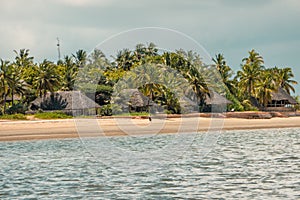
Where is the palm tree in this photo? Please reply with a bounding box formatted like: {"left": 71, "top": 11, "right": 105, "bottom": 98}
{"left": 114, "top": 49, "right": 134, "bottom": 71}
{"left": 132, "top": 64, "right": 162, "bottom": 99}
{"left": 89, "top": 49, "right": 110, "bottom": 70}
{"left": 145, "top": 42, "right": 158, "bottom": 56}
{"left": 60, "top": 56, "right": 78, "bottom": 91}
{"left": 237, "top": 49, "right": 264, "bottom": 98}
{"left": 212, "top": 53, "right": 234, "bottom": 91}
{"left": 14, "top": 49, "right": 35, "bottom": 85}
{"left": 242, "top": 49, "right": 264, "bottom": 66}
{"left": 275, "top": 67, "right": 297, "bottom": 94}
{"left": 73, "top": 49, "right": 87, "bottom": 68}
{"left": 163, "top": 51, "right": 209, "bottom": 109}
{"left": 7, "top": 63, "right": 28, "bottom": 106}
{"left": 14, "top": 49, "right": 34, "bottom": 68}
{"left": 0, "top": 60, "right": 12, "bottom": 113}
{"left": 33, "top": 60, "right": 60, "bottom": 98}
{"left": 134, "top": 43, "right": 146, "bottom": 61}
{"left": 255, "top": 70, "right": 277, "bottom": 107}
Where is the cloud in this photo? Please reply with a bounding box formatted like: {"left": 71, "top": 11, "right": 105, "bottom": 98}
{"left": 0, "top": 0, "right": 299, "bottom": 94}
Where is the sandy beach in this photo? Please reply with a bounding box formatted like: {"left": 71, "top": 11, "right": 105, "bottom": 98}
{"left": 1, "top": 116, "right": 300, "bottom": 142}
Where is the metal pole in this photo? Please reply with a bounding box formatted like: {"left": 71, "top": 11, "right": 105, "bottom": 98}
{"left": 57, "top": 37, "right": 61, "bottom": 61}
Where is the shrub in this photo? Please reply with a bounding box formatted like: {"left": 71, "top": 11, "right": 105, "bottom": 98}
{"left": 0, "top": 114, "right": 27, "bottom": 120}
{"left": 34, "top": 111, "right": 72, "bottom": 119}
{"left": 99, "top": 104, "right": 122, "bottom": 116}
{"left": 128, "top": 112, "right": 149, "bottom": 116}
{"left": 226, "top": 92, "right": 244, "bottom": 111}
{"left": 99, "top": 104, "right": 113, "bottom": 116}
{"left": 6, "top": 103, "right": 27, "bottom": 114}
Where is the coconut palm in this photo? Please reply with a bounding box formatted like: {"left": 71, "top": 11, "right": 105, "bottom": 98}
{"left": 59, "top": 56, "right": 78, "bottom": 91}
{"left": 242, "top": 49, "right": 264, "bottom": 66}
{"left": 14, "top": 49, "right": 35, "bottom": 84}
{"left": 255, "top": 70, "right": 277, "bottom": 107}
{"left": 237, "top": 49, "right": 264, "bottom": 98}
{"left": 7, "top": 63, "right": 28, "bottom": 106}
{"left": 73, "top": 49, "right": 87, "bottom": 68}
{"left": 275, "top": 67, "right": 297, "bottom": 94}
{"left": 212, "top": 54, "right": 234, "bottom": 90}
{"left": 33, "top": 60, "right": 60, "bottom": 98}
{"left": 0, "top": 60, "right": 12, "bottom": 113}
{"left": 163, "top": 51, "right": 209, "bottom": 108}
{"left": 134, "top": 43, "right": 146, "bottom": 61}
{"left": 145, "top": 42, "right": 158, "bottom": 56}
{"left": 89, "top": 49, "right": 110, "bottom": 70}
{"left": 132, "top": 64, "right": 162, "bottom": 98}
{"left": 114, "top": 49, "right": 134, "bottom": 71}
{"left": 14, "top": 49, "right": 34, "bottom": 69}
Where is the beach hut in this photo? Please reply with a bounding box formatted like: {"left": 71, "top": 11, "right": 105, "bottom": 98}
{"left": 29, "top": 91, "right": 101, "bottom": 115}
{"left": 128, "top": 89, "right": 153, "bottom": 112}
{"left": 264, "top": 88, "right": 298, "bottom": 112}
{"left": 203, "top": 90, "right": 232, "bottom": 112}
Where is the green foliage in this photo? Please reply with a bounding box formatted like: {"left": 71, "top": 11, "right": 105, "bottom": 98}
{"left": 226, "top": 91, "right": 244, "bottom": 111}
{"left": 116, "top": 112, "right": 150, "bottom": 116}
{"left": 241, "top": 100, "right": 259, "bottom": 111}
{"left": 33, "top": 60, "right": 61, "bottom": 97}
{"left": 99, "top": 104, "right": 112, "bottom": 116}
{"left": 6, "top": 103, "right": 27, "bottom": 114}
{"left": 95, "top": 84, "right": 113, "bottom": 105}
{"left": 40, "top": 93, "right": 68, "bottom": 110}
{"left": 99, "top": 104, "right": 122, "bottom": 116}
{"left": 34, "top": 111, "right": 72, "bottom": 119}
{"left": 0, "top": 114, "right": 27, "bottom": 120}
{"left": 294, "top": 96, "right": 300, "bottom": 110}
{"left": 57, "top": 55, "right": 78, "bottom": 91}
{"left": 0, "top": 46, "right": 298, "bottom": 115}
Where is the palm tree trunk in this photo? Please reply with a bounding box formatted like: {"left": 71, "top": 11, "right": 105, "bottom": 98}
{"left": 11, "top": 91, "right": 14, "bottom": 107}
{"left": 3, "top": 94, "right": 7, "bottom": 114}
{"left": 248, "top": 81, "right": 252, "bottom": 97}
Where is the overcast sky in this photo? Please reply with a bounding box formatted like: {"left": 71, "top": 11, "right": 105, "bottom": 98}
{"left": 0, "top": 0, "right": 299, "bottom": 94}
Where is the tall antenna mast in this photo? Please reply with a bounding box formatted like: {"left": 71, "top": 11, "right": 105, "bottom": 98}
{"left": 57, "top": 37, "right": 61, "bottom": 61}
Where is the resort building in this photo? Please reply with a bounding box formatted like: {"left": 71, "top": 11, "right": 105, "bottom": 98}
{"left": 264, "top": 88, "right": 298, "bottom": 112}
{"left": 29, "top": 91, "right": 101, "bottom": 115}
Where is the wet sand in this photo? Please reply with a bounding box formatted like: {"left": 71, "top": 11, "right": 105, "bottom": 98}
{"left": 0, "top": 117, "right": 300, "bottom": 142}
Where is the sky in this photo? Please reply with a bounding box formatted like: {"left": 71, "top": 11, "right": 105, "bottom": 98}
{"left": 0, "top": 0, "right": 299, "bottom": 94}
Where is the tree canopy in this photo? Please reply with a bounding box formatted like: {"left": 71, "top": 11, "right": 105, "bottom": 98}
{"left": 0, "top": 46, "right": 298, "bottom": 115}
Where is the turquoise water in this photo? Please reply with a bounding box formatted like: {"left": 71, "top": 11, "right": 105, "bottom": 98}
{"left": 1, "top": 128, "right": 300, "bottom": 199}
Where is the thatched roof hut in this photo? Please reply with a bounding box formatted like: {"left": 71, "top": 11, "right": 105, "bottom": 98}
{"left": 113, "top": 89, "right": 153, "bottom": 112}
{"left": 263, "top": 88, "right": 298, "bottom": 112}
{"left": 129, "top": 89, "right": 153, "bottom": 108}
{"left": 29, "top": 91, "right": 100, "bottom": 115}
{"left": 270, "top": 87, "right": 297, "bottom": 105}
{"left": 205, "top": 91, "right": 232, "bottom": 105}
{"left": 202, "top": 90, "right": 232, "bottom": 113}
{"left": 126, "top": 89, "right": 153, "bottom": 112}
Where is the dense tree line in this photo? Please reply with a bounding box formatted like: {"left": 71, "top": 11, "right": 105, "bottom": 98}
{"left": 0, "top": 44, "right": 298, "bottom": 115}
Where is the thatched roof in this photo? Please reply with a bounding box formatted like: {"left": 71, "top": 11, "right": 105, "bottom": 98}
{"left": 128, "top": 89, "right": 153, "bottom": 108}
{"left": 205, "top": 91, "right": 232, "bottom": 105}
{"left": 30, "top": 91, "right": 100, "bottom": 110}
{"left": 271, "top": 88, "right": 297, "bottom": 104}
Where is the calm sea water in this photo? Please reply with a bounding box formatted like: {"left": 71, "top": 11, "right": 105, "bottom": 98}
{"left": 1, "top": 128, "right": 300, "bottom": 199}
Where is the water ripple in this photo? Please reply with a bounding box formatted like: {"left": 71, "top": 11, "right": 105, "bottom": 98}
{"left": 0, "top": 128, "right": 299, "bottom": 199}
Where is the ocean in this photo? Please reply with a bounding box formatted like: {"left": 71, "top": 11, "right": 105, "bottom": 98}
{"left": 1, "top": 128, "right": 300, "bottom": 199}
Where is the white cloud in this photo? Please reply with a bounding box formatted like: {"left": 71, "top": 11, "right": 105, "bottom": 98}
{"left": 0, "top": 0, "right": 299, "bottom": 93}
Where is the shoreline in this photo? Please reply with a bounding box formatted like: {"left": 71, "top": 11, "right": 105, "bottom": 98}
{"left": 1, "top": 115, "right": 300, "bottom": 142}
